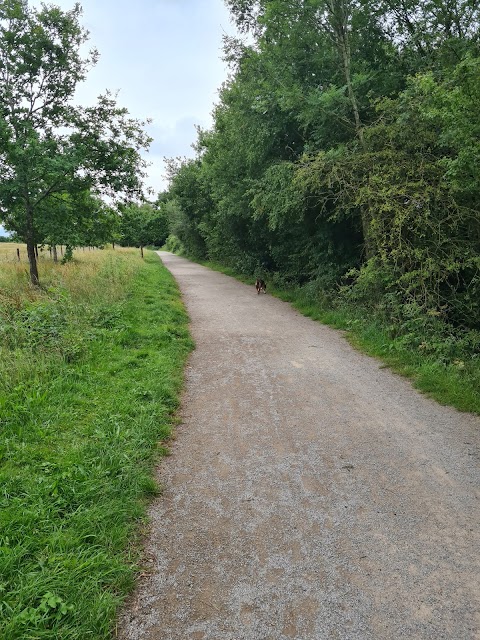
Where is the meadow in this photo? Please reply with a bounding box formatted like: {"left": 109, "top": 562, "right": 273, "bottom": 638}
{"left": 0, "top": 246, "right": 193, "bottom": 638}
{"left": 0, "top": 243, "right": 26, "bottom": 263}
{"left": 0, "top": 243, "right": 70, "bottom": 264}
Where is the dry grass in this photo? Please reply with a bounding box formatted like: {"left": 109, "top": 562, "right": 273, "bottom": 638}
{"left": 0, "top": 243, "right": 81, "bottom": 263}
{"left": 0, "top": 242, "right": 27, "bottom": 263}
{"left": 0, "top": 245, "right": 139, "bottom": 307}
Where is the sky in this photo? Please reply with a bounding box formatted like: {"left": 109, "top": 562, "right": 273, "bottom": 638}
{"left": 0, "top": 0, "right": 235, "bottom": 235}
{"left": 40, "top": 0, "right": 234, "bottom": 193}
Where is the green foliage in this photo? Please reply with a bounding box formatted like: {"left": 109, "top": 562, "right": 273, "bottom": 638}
{"left": 37, "top": 191, "right": 120, "bottom": 251}
{"left": 0, "top": 250, "right": 193, "bottom": 638}
{"left": 0, "top": 1, "right": 151, "bottom": 284}
{"left": 165, "top": 158, "right": 213, "bottom": 259}
{"left": 163, "top": 0, "right": 480, "bottom": 379}
{"left": 251, "top": 162, "right": 303, "bottom": 230}
{"left": 119, "top": 202, "right": 169, "bottom": 249}
{"left": 165, "top": 234, "right": 185, "bottom": 254}
{"left": 345, "top": 64, "right": 480, "bottom": 330}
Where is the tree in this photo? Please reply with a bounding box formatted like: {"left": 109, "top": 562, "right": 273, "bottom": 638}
{"left": 165, "top": 157, "right": 214, "bottom": 259}
{"left": 0, "top": 1, "right": 151, "bottom": 284}
{"left": 119, "top": 202, "right": 169, "bottom": 255}
{"left": 37, "top": 190, "right": 120, "bottom": 258}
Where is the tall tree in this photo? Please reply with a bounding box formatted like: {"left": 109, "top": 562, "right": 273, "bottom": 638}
{"left": 164, "top": 0, "right": 480, "bottom": 340}
{"left": 0, "top": 1, "right": 150, "bottom": 284}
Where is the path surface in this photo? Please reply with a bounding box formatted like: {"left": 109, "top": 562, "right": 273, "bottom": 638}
{"left": 119, "top": 252, "right": 480, "bottom": 640}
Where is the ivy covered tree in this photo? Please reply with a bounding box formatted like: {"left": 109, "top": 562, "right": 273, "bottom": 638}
{"left": 0, "top": 1, "right": 151, "bottom": 284}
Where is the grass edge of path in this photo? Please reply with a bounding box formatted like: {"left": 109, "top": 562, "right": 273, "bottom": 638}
{"left": 1, "top": 251, "right": 194, "bottom": 639}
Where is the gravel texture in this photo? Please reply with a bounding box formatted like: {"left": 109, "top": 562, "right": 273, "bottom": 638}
{"left": 118, "top": 252, "right": 480, "bottom": 640}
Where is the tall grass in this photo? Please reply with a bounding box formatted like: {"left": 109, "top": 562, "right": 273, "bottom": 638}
{"left": 0, "top": 242, "right": 28, "bottom": 264}
{"left": 0, "top": 248, "right": 193, "bottom": 638}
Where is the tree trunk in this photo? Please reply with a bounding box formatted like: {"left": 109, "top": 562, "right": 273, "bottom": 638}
{"left": 17, "top": 248, "right": 20, "bottom": 262}
{"left": 25, "top": 206, "right": 40, "bottom": 285}
{"left": 35, "top": 244, "right": 39, "bottom": 259}
{"left": 327, "top": 0, "right": 364, "bottom": 146}
{"left": 326, "top": 0, "right": 371, "bottom": 256}
{"left": 140, "top": 245, "right": 144, "bottom": 259}
{"left": 52, "top": 245, "right": 58, "bottom": 263}
{"left": 112, "top": 241, "right": 115, "bottom": 249}
{"left": 340, "top": 39, "right": 364, "bottom": 146}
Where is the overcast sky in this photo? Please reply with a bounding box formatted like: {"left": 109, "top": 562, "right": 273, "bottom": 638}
{"left": 34, "top": 0, "right": 234, "bottom": 194}
{"left": 0, "top": 1, "right": 234, "bottom": 235}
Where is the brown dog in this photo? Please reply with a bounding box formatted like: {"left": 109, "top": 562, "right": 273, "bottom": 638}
{"left": 255, "top": 278, "right": 266, "bottom": 294}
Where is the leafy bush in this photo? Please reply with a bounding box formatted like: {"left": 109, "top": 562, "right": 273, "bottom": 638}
{"left": 165, "top": 234, "right": 185, "bottom": 254}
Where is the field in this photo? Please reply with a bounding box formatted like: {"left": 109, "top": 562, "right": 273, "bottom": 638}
{"left": 0, "top": 243, "right": 27, "bottom": 263}
{"left": 0, "top": 243, "right": 107, "bottom": 264}
{"left": 0, "top": 247, "right": 193, "bottom": 638}
{"left": 0, "top": 243, "right": 69, "bottom": 262}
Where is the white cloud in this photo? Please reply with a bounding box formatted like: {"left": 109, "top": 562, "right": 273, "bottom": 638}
{"left": 28, "top": 0, "right": 234, "bottom": 194}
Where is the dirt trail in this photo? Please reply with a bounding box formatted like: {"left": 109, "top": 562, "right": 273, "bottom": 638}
{"left": 119, "top": 252, "right": 480, "bottom": 640}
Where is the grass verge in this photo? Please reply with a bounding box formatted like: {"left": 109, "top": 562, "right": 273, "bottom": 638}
{"left": 0, "top": 249, "right": 193, "bottom": 639}
{"left": 196, "top": 258, "right": 479, "bottom": 415}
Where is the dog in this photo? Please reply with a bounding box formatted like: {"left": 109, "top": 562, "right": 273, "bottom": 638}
{"left": 255, "top": 278, "right": 267, "bottom": 295}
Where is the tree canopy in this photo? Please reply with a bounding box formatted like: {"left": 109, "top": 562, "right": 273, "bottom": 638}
{"left": 118, "top": 201, "right": 169, "bottom": 252}
{"left": 0, "top": 0, "right": 151, "bottom": 283}
{"left": 164, "top": 0, "right": 480, "bottom": 350}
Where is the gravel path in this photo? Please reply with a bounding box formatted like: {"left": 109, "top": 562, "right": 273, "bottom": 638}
{"left": 119, "top": 252, "right": 480, "bottom": 640}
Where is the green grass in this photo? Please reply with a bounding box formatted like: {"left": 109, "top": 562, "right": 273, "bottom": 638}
{"left": 197, "top": 259, "right": 480, "bottom": 415}
{"left": 0, "top": 250, "right": 193, "bottom": 639}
